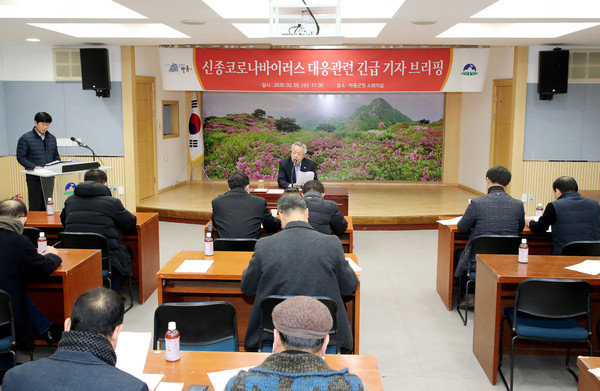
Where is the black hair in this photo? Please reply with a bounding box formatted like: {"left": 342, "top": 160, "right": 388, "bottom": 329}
{"left": 277, "top": 193, "right": 306, "bottom": 215}
{"left": 485, "top": 166, "right": 512, "bottom": 187}
{"left": 279, "top": 331, "right": 325, "bottom": 354}
{"left": 302, "top": 180, "right": 325, "bottom": 194}
{"left": 84, "top": 169, "right": 108, "bottom": 184}
{"left": 552, "top": 176, "right": 578, "bottom": 193}
{"left": 70, "top": 288, "right": 125, "bottom": 338}
{"left": 34, "top": 112, "right": 52, "bottom": 123}
{"left": 0, "top": 199, "right": 28, "bottom": 218}
{"left": 227, "top": 171, "right": 250, "bottom": 189}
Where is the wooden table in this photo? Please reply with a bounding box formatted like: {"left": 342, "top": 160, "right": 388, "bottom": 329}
{"left": 144, "top": 350, "right": 382, "bottom": 390}
{"left": 580, "top": 191, "right": 600, "bottom": 205}
{"left": 27, "top": 248, "right": 102, "bottom": 327}
{"left": 436, "top": 222, "right": 553, "bottom": 310}
{"left": 577, "top": 356, "right": 600, "bottom": 391}
{"left": 157, "top": 251, "right": 361, "bottom": 353}
{"left": 250, "top": 187, "right": 349, "bottom": 215}
{"left": 206, "top": 216, "right": 354, "bottom": 253}
{"left": 25, "top": 211, "right": 160, "bottom": 303}
{"left": 472, "top": 254, "right": 600, "bottom": 385}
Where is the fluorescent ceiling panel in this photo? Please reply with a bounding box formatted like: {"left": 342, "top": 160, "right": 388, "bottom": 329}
{"left": 437, "top": 23, "right": 600, "bottom": 38}
{"left": 203, "top": 0, "right": 404, "bottom": 19}
{"left": 472, "top": 0, "right": 600, "bottom": 18}
{"left": 28, "top": 23, "right": 189, "bottom": 38}
{"left": 0, "top": 0, "right": 146, "bottom": 19}
{"left": 233, "top": 22, "right": 385, "bottom": 38}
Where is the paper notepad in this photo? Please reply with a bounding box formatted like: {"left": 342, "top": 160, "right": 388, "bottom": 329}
{"left": 565, "top": 260, "right": 600, "bottom": 275}
{"left": 155, "top": 382, "right": 184, "bottom": 391}
{"left": 176, "top": 260, "right": 214, "bottom": 273}
{"left": 437, "top": 216, "right": 462, "bottom": 225}
{"left": 266, "top": 188, "right": 285, "bottom": 194}
{"left": 346, "top": 257, "right": 362, "bottom": 272}
{"left": 207, "top": 366, "right": 253, "bottom": 391}
{"left": 252, "top": 188, "right": 268, "bottom": 193}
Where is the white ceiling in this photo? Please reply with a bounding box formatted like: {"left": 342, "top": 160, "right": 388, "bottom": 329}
{"left": 1, "top": 0, "right": 600, "bottom": 47}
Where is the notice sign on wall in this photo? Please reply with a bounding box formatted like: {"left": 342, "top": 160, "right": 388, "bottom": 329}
{"left": 159, "top": 47, "right": 489, "bottom": 93}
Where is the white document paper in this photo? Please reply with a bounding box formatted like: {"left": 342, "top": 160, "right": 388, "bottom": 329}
{"left": 175, "top": 259, "right": 214, "bottom": 273}
{"left": 296, "top": 171, "right": 314, "bottom": 186}
{"left": 565, "top": 260, "right": 600, "bottom": 275}
{"left": 207, "top": 366, "right": 253, "bottom": 391}
{"left": 138, "top": 373, "right": 164, "bottom": 391}
{"left": 266, "top": 188, "right": 285, "bottom": 194}
{"left": 253, "top": 188, "right": 268, "bottom": 193}
{"left": 345, "top": 257, "right": 362, "bottom": 272}
{"left": 437, "top": 216, "right": 462, "bottom": 225}
{"left": 115, "top": 332, "right": 152, "bottom": 375}
{"left": 155, "top": 382, "right": 184, "bottom": 391}
{"left": 589, "top": 367, "right": 600, "bottom": 377}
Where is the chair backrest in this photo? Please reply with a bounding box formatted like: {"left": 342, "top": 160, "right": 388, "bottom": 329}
{"left": 153, "top": 301, "right": 238, "bottom": 352}
{"left": 213, "top": 238, "right": 257, "bottom": 252}
{"left": 58, "top": 232, "right": 111, "bottom": 272}
{"left": 0, "top": 289, "right": 16, "bottom": 351}
{"left": 561, "top": 241, "right": 600, "bottom": 256}
{"left": 515, "top": 278, "right": 591, "bottom": 319}
{"left": 258, "top": 295, "right": 338, "bottom": 353}
{"left": 469, "top": 235, "right": 523, "bottom": 262}
{"left": 22, "top": 226, "right": 43, "bottom": 246}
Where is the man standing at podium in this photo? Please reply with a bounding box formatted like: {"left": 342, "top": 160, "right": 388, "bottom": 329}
{"left": 278, "top": 142, "right": 318, "bottom": 189}
{"left": 16, "top": 112, "right": 60, "bottom": 211}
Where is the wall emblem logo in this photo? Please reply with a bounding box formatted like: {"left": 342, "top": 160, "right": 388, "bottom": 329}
{"left": 167, "top": 63, "right": 192, "bottom": 74}
{"left": 461, "top": 63, "right": 478, "bottom": 76}
{"left": 64, "top": 182, "right": 76, "bottom": 197}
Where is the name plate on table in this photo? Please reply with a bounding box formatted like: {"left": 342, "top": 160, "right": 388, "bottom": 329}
{"left": 45, "top": 161, "right": 100, "bottom": 173}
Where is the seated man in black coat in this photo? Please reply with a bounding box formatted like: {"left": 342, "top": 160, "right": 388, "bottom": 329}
{"left": 61, "top": 169, "right": 137, "bottom": 293}
{"left": 0, "top": 199, "right": 63, "bottom": 349}
{"left": 212, "top": 171, "right": 280, "bottom": 239}
{"left": 277, "top": 142, "right": 318, "bottom": 189}
{"left": 302, "top": 180, "right": 348, "bottom": 235}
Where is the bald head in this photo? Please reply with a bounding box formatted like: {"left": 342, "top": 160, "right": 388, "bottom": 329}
{"left": 70, "top": 288, "right": 125, "bottom": 337}
{"left": 0, "top": 199, "right": 28, "bottom": 219}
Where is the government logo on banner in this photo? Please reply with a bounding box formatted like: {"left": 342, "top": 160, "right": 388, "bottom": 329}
{"left": 188, "top": 94, "right": 204, "bottom": 163}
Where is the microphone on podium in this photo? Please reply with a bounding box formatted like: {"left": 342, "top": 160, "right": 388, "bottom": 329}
{"left": 70, "top": 137, "right": 88, "bottom": 148}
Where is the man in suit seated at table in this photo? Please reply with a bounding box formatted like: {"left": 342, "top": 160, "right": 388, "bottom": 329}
{"left": 302, "top": 180, "right": 348, "bottom": 235}
{"left": 0, "top": 199, "right": 63, "bottom": 349}
{"left": 454, "top": 166, "right": 525, "bottom": 307}
{"left": 241, "top": 193, "right": 358, "bottom": 353}
{"left": 526, "top": 176, "right": 600, "bottom": 254}
{"left": 61, "top": 168, "right": 137, "bottom": 293}
{"left": 226, "top": 296, "right": 365, "bottom": 391}
{"left": 211, "top": 171, "right": 281, "bottom": 239}
{"left": 3, "top": 287, "right": 148, "bottom": 391}
{"left": 278, "top": 142, "right": 318, "bottom": 189}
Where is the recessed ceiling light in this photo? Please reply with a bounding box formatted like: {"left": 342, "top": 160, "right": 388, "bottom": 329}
{"left": 25, "top": 38, "right": 41, "bottom": 42}
{"left": 0, "top": 0, "right": 146, "bottom": 19}
{"left": 27, "top": 23, "right": 190, "bottom": 38}
{"left": 411, "top": 21, "right": 437, "bottom": 26}
{"left": 181, "top": 20, "right": 207, "bottom": 26}
{"left": 472, "top": 0, "right": 600, "bottom": 18}
{"left": 437, "top": 23, "right": 600, "bottom": 38}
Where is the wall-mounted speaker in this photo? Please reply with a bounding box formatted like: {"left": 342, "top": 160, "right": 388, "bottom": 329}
{"left": 80, "top": 48, "right": 111, "bottom": 98}
{"left": 537, "top": 49, "right": 569, "bottom": 100}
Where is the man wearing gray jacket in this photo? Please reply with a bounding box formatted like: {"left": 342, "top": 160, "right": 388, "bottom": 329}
{"left": 241, "top": 193, "right": 358, "bottom": 353}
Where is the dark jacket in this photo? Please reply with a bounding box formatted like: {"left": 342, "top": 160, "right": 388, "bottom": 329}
{"left": 0, "top": 227, "right": 61, "bottom": 349}
{"left": 529, "top": 191, "right": 600, "bottom": 254}
{"left": 211, "top": 187, "right": 281, "bottom": 239}
{"left": 304, "top": 190, "right": 348, "bottom": 235}
{"left": 454, "top": 187, "right": 525, "bottom": 278}
{"left": 16, "top": 128, "right": 60, "bottom": 182}
{"left": 60, "top": 181, "right": 137, "bottom": 276}
{"left": 3, "top": 349, "right": 148, "bottom": 391}
{"left": 278, "top": 157, "right": 318, "bottom": 188}
{"left": 241, "top": 221, "right": 358, "bottom": 353}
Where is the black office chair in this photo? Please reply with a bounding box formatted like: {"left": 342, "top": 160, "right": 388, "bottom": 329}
{"left": 0, "top": 289, "right": 17, "bottom": 372}
{"left": 258, "top": 295, "right": 339, "bottom": 354}
{"left": 457, "top": 235, "right": 522, "bottom": 325}
{"left": 22, "top": 227, "right": 43, "bottom": 246}
{"left": 213, "top": 238, "right": 258, "bottom": 252}
{"left": 561, "top": 241, "right": 600, "bottom": 256}
{"left": 58, "top": 232, "right": 134, "bottom": 312}
{"left": 498, "top": 278, "right": 592, "bottom": 391}
{"left": 153, "top": 301, "right": 238, "bottom": 351}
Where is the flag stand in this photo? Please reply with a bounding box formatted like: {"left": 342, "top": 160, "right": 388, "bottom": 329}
{"left": 171, "top": 161, "right": 214, "bottom": 190}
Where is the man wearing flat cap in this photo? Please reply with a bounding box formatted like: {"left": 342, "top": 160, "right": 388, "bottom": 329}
{"left": 241, "top": 193, "right": 359, "bottom": 353}
{"left": 226, "top": 296, "right": 365, "bottom": 391}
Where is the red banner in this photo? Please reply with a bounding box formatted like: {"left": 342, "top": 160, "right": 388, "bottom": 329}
{"left": 193, "top": 48, "right": 452, "bottom": 92}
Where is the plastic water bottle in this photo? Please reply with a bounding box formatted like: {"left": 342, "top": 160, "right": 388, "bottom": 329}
{"left": 46, "top": 198, "right": 54, "bottom": 215}
{"left": 38, "top": 232, "right": 47, "bottom": 254}
{"left": 205, "top": 232, "right": 214, "bottom": 256}
{"left": 535, "top": 203, "right": 543, "bottom": 217}
{"left": 518, "top": 238, "right": 529, "bottom": 264}
{"left": 165, "top": 321, "right": 180, "bottom": 362}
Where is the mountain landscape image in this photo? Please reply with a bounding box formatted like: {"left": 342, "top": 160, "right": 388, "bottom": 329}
{"left": 203, "top": 95, "right": 443, "bottom": 182}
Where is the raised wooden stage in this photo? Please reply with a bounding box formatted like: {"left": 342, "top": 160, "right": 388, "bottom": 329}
{"left": 137, "top": 181, "right": 478, "bottom": 229}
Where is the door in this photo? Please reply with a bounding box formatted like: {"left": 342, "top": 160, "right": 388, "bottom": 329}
{"left": 135, "top": 77, "right": 156, "bottom": 200}
{"left": 490, "top": 79, "right": 512, "bottom": 169}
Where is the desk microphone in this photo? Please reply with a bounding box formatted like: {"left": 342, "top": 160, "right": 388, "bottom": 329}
{"left": 286, "top": 158, "right": 299, "bottom": 192}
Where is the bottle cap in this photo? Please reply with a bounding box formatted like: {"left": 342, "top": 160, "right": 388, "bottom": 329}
{"left": 168, "top": 321, "right": 176, "bottom": 330}
{"left": 537, "top": 203, "right": 542, "bottom": 207}
{"left": 521, "top": 238, "right": 527, "bottom": 244}
{"left": 48, "top": 198, "right": 52, "bottom": 202}
{"left": 39, "top": 232, "right": 45, "bottom": 238}
{"left": 206, "top": 232, "right": 212, "bottom": 238}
